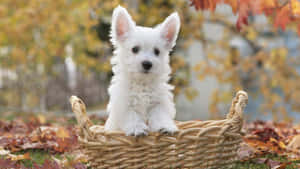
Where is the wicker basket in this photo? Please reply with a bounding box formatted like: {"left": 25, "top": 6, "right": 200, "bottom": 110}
{"left": 69, "top": 91, "right": 248, "bottom": 169}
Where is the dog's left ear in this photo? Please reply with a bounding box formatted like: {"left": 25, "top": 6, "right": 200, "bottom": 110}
{"left": 159, "top": 12, "right": 181, "bottom": 49}
{"left": 111, "top": 6, "right": 135, "bottom": 43}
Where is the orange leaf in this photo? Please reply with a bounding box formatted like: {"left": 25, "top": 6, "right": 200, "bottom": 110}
{"left": 274, "top": 5, "right": 292, "bottom": 30}
{"left": 263, "top": 0, "right": 278, "bottom": 8}
{"left": 256, "top": 0, "right": 278, "bottom": 15}
{"left": 291, "top": 0, "right": 300, "bottom": 16}
{"left": 278, "top": 141, "right": 287, "bottom": 149}
{"left": 56, "top": 127, "right": 70, "bottom": 140}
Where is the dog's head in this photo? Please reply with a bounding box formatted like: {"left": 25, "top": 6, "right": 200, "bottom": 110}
{"left": 111, "top": 6, "right": 180, "bottom": 77}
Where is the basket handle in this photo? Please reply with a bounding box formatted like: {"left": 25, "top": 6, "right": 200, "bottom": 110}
{"left": 226, "top": 90, "right": 248, "bottom": 120}
{"left": 69, "top": 96, "right": 93, "bottom": 137}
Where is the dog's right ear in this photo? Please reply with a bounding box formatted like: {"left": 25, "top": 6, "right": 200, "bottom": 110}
{"left": 111, "top": 6, "right": 135, "bottom": 43}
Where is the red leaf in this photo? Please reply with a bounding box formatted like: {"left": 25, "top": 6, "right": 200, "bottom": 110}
{"left": 236, "top": 0, "right": 251, "bottom": 31}
{"left": 253, "top": 127, "right": 281, "bottom": 142}
{"left": 190, "top": 0, "right": 205, "bottom": 10}
{"left": 297, "top": 24, "right": 300, "bottom": 36}
{"left": 190, "top": 0, "right": 220, "bottom": 11}
{"left": 274, "top": 5, "right": 291, "bottom": 30}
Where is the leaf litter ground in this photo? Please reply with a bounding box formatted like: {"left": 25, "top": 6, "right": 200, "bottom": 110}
{"left": 0, "top": 112, "right": 300, "bottom": 169}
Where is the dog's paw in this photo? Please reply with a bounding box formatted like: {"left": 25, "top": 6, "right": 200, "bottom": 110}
{"left": 128, "top": 130, "right": 148, "bottom": 137}
{"left": 158, "top": 125, "right": 178, "bottom": 135}
{"left": 126, "top": 128, "right": 148, "bottom": 137}
{"left": 125, "top": 123, "right": 149, "bottom": 137}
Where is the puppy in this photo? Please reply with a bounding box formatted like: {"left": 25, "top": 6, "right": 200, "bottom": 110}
{"left": 105, "top": 6, "right": 180, "bottom": 136}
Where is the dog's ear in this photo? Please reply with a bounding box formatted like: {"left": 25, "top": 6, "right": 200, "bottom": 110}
{"left": 159, "top": 12, "right": 181, "bottom": 49}
{"left": 111, "top": 6, "right": 135, "bottom": 43}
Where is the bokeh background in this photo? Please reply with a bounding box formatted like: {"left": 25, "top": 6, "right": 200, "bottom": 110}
{"left": 0, "top": 0, "right": 299, "bottom": 122}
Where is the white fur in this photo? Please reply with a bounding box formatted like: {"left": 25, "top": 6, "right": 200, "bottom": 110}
{"left": 105, "top": 5, "right": 180, "bottom": 136}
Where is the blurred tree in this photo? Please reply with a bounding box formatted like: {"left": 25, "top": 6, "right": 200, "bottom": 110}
{"left": 0, "top": 0, "right": 203, "bottom": 112}
{"left": 190, "top": 0, "right": 300, "bottom": 121}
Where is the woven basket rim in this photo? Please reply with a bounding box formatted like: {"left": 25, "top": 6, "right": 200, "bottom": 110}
{"left": 69, "top": 91, "right": 248, "bottom": 142}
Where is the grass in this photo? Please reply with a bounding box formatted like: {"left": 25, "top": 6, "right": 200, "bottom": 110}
{"left": 15, "top": 149, "right": 62, "bottom": 168}
{"left": 235, "top": 154, "right": 300, "bottom": 169}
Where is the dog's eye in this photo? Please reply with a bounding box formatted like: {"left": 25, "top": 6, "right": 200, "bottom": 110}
{"left": 132, "top": 46, "right": 140, "bottom": 54}
{"left": 154, "top": 48, "right": 160, "bottom": 56}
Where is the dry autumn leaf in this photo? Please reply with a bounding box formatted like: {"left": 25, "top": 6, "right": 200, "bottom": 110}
{"left": 243, "top": 120, "right": 300, "bottom": 160}
{"left": 288, "top": 135, "right": 300, "bottom": 150}
{"left": 56, "top": 127, "right": 70, "bottom": 140}
{"left": 8, "top": 152, "right": 30, "bottom": 161}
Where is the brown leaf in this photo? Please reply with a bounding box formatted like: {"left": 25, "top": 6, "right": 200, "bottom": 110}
{"left": 0, "top": 158, "right": 26, "bottom": 169}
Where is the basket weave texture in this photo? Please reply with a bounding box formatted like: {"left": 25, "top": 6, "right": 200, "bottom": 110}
{"left": 70, "top": 91, "right": 248, "bottom": 169}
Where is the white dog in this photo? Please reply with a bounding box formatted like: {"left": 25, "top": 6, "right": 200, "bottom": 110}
{"left": 104, "top": 6, "right": 180, "bottom": 136}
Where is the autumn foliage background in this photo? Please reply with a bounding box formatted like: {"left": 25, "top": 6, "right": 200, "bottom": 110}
{"left": 0, "top": 0, "right": 300, "bottom": 168}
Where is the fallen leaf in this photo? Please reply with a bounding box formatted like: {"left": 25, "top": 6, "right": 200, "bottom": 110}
{"left": 0, "top": 146, "right": 10, "bottom": 156}
{"left": 56, "top": 127, "right": 70, "bottom": 140}
{"left": 254, "top": 158, "right": 282, "bottom": 168}
{"left": 37, "top": 114, "right": 47, "bottom": 124}
{"left": 253, "top": 127, "right": 281, "bottom": 142}
{"left": 8, "top": 152, "right": 30, "bottom": 161}
{"left": 272, "top": 162, "right": 291, "bottom": 169}
{"left": 238, "top": 143, "right": 256, "bottom": 160}
{"left": 287, "top": 134, "right": 300, "bottom": 149}
{"left": 0, "top": 158, "right": 26, "bottom": 168}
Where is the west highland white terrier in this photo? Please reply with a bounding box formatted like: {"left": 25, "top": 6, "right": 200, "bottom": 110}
{"left": 104, "top": 6, "right": 180, "bottom": 136}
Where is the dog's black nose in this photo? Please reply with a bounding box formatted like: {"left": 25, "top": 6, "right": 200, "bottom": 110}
{"left": 142, "top": 61, "right": 152, "bottom": 71}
